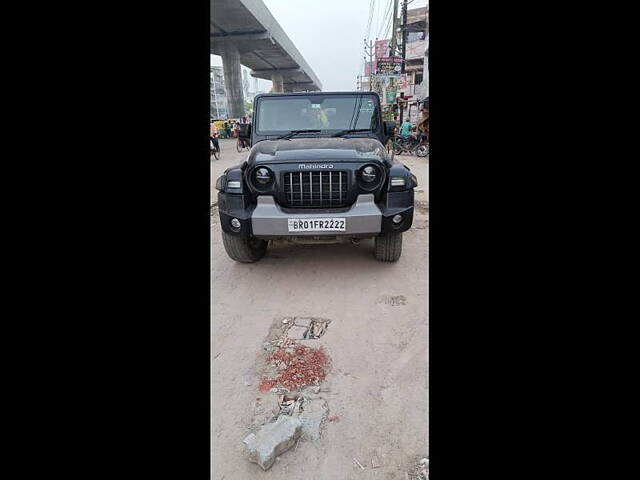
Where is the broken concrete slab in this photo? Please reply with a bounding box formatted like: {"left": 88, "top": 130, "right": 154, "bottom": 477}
{"left": 285, "top": 325, "right": 309, "bottom": 340}
{"left": 243, "top": 415, "right": 302, "bottom": 470}
{"left": 298, "top": 398, "right": 328, "bottom": 440}
{"left": 293, "top": 317, "right": 312, "bottom": 328}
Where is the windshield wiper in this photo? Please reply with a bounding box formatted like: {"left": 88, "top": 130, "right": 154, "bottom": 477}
{"left": 331, "top": 128, "right": 372, "bottom": 138}
{"left": 276, "top": 129, "right": 321, "bottom": 140}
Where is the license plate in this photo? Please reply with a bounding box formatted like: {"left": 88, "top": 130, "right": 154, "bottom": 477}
{"left": 288, "top": 218, "right": 346, "bottom": 232}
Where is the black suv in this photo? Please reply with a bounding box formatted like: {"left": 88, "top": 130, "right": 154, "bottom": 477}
{"left": 215, "top": 91, "right": 417, "bottom": 263}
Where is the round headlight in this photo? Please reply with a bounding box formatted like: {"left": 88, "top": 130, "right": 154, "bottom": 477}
{"left": 255, "top": 167, "right": 272, "bottom": 184}
{"left": 362, "top": 165, "right": 378, "bottom": 183}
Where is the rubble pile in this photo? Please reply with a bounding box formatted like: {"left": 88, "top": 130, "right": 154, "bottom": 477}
{"left": 259, "top": 343, "right": 331, "bottom": 392}
{"left": 414, "top": 457, "right": 429, "bottom": 479}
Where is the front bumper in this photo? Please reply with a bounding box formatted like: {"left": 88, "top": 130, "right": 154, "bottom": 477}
{"left": 252, "top": 194, "right": 381, "bottom": 237}
{"left": 218, "top": 191, "right": 413, "bottom": 238}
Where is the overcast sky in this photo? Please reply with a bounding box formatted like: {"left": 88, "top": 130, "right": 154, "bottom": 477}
{"left": 212, "top": 0, "right": 427, "bottom": 92}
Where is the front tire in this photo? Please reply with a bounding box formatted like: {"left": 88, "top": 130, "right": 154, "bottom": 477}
{"left": 374, "top": 232, "right": 403, "bottom": 262}
{"left": 416, "top": 143, "right": 429, "bottom": 157}
{"left": 221, "top": 231, "right": 267, "bottom": 263}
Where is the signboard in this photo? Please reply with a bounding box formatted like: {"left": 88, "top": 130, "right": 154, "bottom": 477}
{"left": 375, "top": 39, "right": 390, "bottom": 59}
{"left": 386, "top": 87, "right": 397, "bottom": 104}
{"left": 376, "top": 57, "right": 403, "bottom": 77}
{"left": 398, "top": 73, "right": 411, "bottom": 92}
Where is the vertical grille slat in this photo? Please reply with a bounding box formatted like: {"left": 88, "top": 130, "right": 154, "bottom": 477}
{"left": 289, "top": 173, "right": 293, "bottom": 204}
{"left": 282, "top": 170, "right": 348, "bottom": 208}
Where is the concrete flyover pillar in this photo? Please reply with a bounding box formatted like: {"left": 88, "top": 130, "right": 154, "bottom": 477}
{"left": 219, "top": 41, "right": 245, "bottom": 118}
{"left": 271, "top": 73, "right": 284, "bottom": 93}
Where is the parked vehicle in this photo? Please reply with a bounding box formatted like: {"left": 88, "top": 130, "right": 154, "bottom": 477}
{"left": 215, "top": 92, "right": 417, "bottom": 263}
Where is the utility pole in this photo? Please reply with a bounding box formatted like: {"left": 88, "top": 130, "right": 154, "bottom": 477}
{"left": 390, "top": 0, "right": 400, "bottom": 57}
{"left": 364, "top": 38, "right": 375, "bottom": 92}
{"left": 401, "top": 0, "right": 408, "bottom": 73}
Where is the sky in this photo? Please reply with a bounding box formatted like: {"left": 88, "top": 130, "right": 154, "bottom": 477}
{"left": 211, "top": 0, "right": 428, "bottom": 92}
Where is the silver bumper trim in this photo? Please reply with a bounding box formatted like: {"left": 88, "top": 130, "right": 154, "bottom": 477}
{"left": 251, "top": 194, "right": 382, "bottom": 236}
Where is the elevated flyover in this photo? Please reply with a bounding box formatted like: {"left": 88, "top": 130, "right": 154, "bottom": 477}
{"left": 211, "top": 0, "right": 322, "bottom": 117}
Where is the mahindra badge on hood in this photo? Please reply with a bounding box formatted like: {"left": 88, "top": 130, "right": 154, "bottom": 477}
{"left": 299, "top": 164, "right": 334, "bottom": 169}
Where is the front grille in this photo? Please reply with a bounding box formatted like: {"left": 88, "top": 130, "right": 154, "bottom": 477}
{"left": 282, "top": 171, "right": 349, "bottom": 208}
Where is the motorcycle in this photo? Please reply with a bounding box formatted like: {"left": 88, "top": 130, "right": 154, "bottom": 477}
{"left": 393, "top": 134, "right": 420, "bottom": 156}
{"left": 415, "top": 132, "right": 429, "bottom": 158}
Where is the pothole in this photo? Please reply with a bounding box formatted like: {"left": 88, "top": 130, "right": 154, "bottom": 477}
{"left": 244, "top": 318, "right": 334, "bottom": 468}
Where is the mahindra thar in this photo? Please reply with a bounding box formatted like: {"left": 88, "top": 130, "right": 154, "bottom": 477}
{"left": 215, "top": 92, "right": 417, "bottom": 263}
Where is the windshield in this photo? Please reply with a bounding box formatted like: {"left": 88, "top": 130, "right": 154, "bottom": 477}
{"left": 256, "top": 94, "right": 379, "bottom": 134}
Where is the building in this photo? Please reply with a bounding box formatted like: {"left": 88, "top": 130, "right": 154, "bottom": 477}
{"left": 361, "top": 4, "right": 428, "bottom": 122}
{"left": 210, "top": 66, "right": 229, "bottom": 120}
{"left": 388, "top": 4, "right": 428, "bottom": 122}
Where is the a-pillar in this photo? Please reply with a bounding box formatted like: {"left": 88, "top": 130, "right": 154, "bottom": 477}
{"left": 219, "top": 41, "right": 245, "bottom": 118}
{"left": 271, "top": 73, "right": 284, "bottom": 93}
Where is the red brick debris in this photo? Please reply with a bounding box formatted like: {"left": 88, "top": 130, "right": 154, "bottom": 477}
{"left": 258, "top": 343, "right": 331, "bottom": 392}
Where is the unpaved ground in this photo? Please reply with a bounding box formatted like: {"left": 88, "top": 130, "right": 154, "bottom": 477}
{"left": 211, "top": 138, "right": 428, "bottom": 479}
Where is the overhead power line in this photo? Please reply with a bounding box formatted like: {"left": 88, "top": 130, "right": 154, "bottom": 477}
{"left": 376, "top": 0, "right": 393, "bottom": 39}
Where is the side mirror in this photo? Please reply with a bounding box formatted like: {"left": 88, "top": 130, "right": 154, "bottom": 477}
{"left": 239, "top": 124, "right": 251, "bottom": 140}
{"left": 384, "top": 121, "right": 396, "bottom": 136}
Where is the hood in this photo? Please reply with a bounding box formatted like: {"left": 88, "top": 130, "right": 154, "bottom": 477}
{"left": 247, "top": 137, "right": 388, "bottom": 165}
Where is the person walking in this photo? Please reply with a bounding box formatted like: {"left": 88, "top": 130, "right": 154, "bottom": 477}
{"left": 238, "top": 117, "right": 248, "bottom": 149}
{"left": 210, "top": 121, "right": 219, "bottom": 158}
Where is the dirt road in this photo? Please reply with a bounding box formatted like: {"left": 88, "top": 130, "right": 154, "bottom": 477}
{"left": 211, "top": 138, "right": 428, "bottom": 479}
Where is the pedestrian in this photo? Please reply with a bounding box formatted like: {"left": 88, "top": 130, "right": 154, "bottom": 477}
{"left": 224, "top": 121, "right": 231, "bottom": 139}
{"left": 238, "top": 117, "right": 248, "bottom": 149}
{"left": 210, "top": 121, "right": 219, "bottom": 153}
{"left": 417, "top": 101, "right": 429, "bottom": 141}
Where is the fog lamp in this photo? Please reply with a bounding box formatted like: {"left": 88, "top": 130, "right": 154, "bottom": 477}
{"left": 230, "top": 218, "right": 241, "bottom": 230}
{"left": 392, "top": 214, "right": 403, "bottom": 224}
